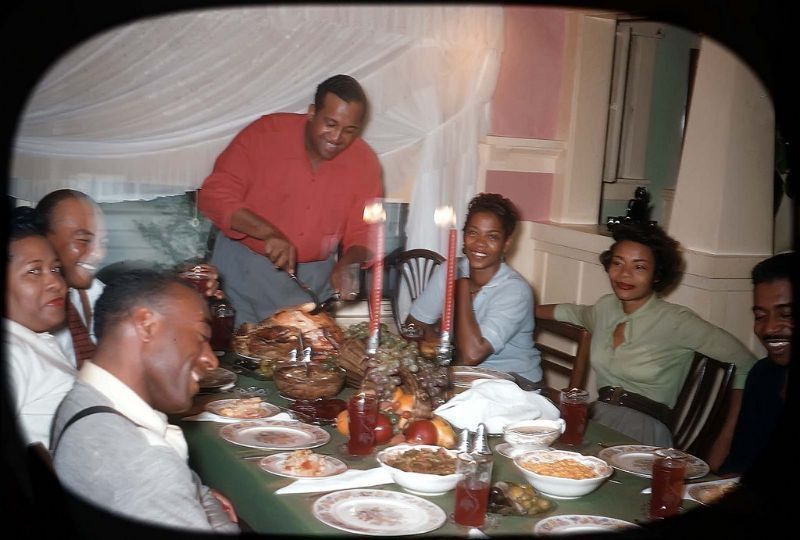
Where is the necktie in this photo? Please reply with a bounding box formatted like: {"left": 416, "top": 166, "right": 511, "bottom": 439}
{"left": 66, "top": 290, "right": 96, "bottom": 369}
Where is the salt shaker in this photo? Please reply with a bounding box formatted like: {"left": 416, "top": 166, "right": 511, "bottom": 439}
{"left": 456, "top": 428, "right": 472, "bottom": 454}
{"left": 472, "top": 423, "right": 492, "bottom": 456}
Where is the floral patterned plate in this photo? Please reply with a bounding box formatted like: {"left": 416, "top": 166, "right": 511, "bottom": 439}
{"left": 259, "top": 452, "right": 347, "bottom": 478}
{"left": 686, "top": 477, "right": 740, "bottom": 504}
{"left": 219, "top": 420, "right": 330, "bottom": 450}
{"left": 597, "top": 445, "right": 709, "bottom": 479}
{"left": 205, "top": 398, "right": 280, "bottom": 419}
{"left": 312, "top": 489, "right": 446, "bottom": 536}
{"left": 450, "top": 366, "right": 515, "bottom": 388}
{"left": 534, "top": 514, "right": 639, "bottom": 535}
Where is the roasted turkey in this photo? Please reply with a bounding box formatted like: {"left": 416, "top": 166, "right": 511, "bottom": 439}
{"left": 233, "top": 302, "right": 344, "bottom": 362}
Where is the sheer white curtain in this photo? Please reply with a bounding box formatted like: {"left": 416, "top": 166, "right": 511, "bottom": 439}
{"left": 11, "top": 5, "right": 503, "bottom": 254}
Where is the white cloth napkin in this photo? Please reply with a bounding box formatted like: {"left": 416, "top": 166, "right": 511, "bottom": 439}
{"left": 434, "top": 379, "right": 560, "bottom": 433}
{"left": 181, "top": 411, "right": 294, "bottom": 423}
{"left": 275, "top": 467, "right": 394, "bottom": 494}
{"left": 640, "top": 477, "right": 740, "bottom": 502}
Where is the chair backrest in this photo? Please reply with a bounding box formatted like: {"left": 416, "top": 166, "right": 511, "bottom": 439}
{"left": 534, "top": 317, "right": 592, "bottom": 391}
{"left": 670, "top": 353, "right": 736, "bottom": 459}
{"left": 389, "top": 249, "right": 445, "bottom": 332}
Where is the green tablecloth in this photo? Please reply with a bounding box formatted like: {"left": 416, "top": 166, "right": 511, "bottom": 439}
{"left": 178, "top": 359, "right": 703, "bottom": 535}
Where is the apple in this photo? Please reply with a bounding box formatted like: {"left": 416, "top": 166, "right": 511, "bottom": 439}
{"left": 404, "top": 419, "right": 438, "bottom": 445}
{"left": 373, "top": 413, "right": 394, "bottom": 444}
{"left": 336, "top": 410, "right": 394, "bottom": 444}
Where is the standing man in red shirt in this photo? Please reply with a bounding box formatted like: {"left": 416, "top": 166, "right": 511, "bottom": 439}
{"left": 198, "top": 75, "right": 382, "bottom": 324}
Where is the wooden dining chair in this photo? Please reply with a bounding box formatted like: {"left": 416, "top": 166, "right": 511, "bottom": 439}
{"left": 534, "top": 317, "right": 592, "bottom": 391}
{"left": 388, "top": 248, "right": 445, "bottom": 333}
{"left": 669, "top": 353, "right": 736, "bottom": 460}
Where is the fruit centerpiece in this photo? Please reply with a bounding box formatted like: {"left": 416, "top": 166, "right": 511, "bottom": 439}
{"left": 337, "top": 322, "right": 450, "bottom": 410}
{"left": 232, "top": 305, "right": 456, "bottom": 447}
{"left": 334, "top": 322, "right": 455, "bottom": 447}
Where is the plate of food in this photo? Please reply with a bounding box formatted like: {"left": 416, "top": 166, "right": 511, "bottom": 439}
{"left": 205, "top": 397, "right": 280, "bottom": 419}
{"left": 597, "top": 445, "right": 709, "bottom": 479}
{"left": 259, "top": 450, "right": 347, "bottom": 478}
{"left": 449, "top": 366, "right": 515, "bottom": 388}
{"left": 198, "top": 367, "right": 237, "bottom": 390}
{"left": 220, "top": 420, "right": 330, "bottom": 450}
{"left": 686, "top": 477, "right": 740, "bottom": 504}
{"left": 312, "top": 489, "right": 446, "bottom": 536}
{"left": 533, "top": 514, "right": 639, "bottom": 535}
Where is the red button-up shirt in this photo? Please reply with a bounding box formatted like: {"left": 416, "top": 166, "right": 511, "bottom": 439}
{"left": 198, "top": 113, "right": 382, "bottom": 262}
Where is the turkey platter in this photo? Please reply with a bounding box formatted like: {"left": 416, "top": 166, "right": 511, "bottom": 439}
{"left": 233, "top": 302, "right": 344, "bottom": 364}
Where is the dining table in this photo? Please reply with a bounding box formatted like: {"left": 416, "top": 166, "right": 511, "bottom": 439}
{"left": 176, "top": 354, "right": 714, "bottom": 536}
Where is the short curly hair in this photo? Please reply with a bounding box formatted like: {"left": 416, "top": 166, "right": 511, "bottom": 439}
{"left": 599, "top": 223, "right": 684, "bottom": 293}
{"left": 464, "top": 192, "right": 520, "bottom": 239}
{"left": 93, "top": 269, "right": 196, "bottom": 340}
{"left": 314, "top": 74, "right": 368, "bottom": 120}
{"left": 34, "top": 189, "right": 96, "bottom": 234}
{"left": 752, "top": 252, "right": 796, "bottom": 286}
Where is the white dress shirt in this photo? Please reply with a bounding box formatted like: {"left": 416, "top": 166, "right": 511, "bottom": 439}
{"left": 78, "top": 361, "right": 189, "bottom": 460}
{"left": 4, "top": 318, "right": 77, "bottom": 447}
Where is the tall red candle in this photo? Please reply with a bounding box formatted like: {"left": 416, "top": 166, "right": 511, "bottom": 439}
{"left": 440, "top": 227, "right": 457, "bottom": 336}
{"left": 369, "top": 221, "right": 384, "bottom": 335}
{"left": 364, "top": 202, "right": 385, "bottom": 354}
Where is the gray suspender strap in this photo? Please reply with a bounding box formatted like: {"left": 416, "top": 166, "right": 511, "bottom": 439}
{"left": 51, "top": 405, "right": 136, "bottom": 455}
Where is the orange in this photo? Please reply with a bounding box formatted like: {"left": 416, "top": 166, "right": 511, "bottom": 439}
{"left": 335, "top": 410, "right": 349, "bottom": 436}
{"left": 396, "top": 394, "right": 415, "bottom": 414}
{"left": 391, "top": 387, "right": 405, "bottom": 403}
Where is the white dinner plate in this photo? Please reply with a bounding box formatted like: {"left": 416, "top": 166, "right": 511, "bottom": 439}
{"left": 205, "top": 398, "right": 280, "bottom": 419}
{"left": 449, "top": 366, "right": 515, "bottom": 388}
{"left": 312, "top": 489, "right": 446, "bottom": 536}
{"left": 198, "top": 367, "right": 237, "bottom": 390}
{"left": 219, "top": 420, "right": 330, "bottom": 450}
{"left": 259, "top": 452, "right": 347, "bottom": 478}
{"left": 686, "top": 477, "right": 740, "bottom": 505}
{"left": 495, "top": 442, "right": 551, "bottom": 459}
{"left": 597, "top": 445, "right": 709, "bottom": 479}
{"left": 534, "top": 514, "right": 639, "bottom": 535}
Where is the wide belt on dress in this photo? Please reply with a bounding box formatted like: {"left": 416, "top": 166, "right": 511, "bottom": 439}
{"left": 597, "top": 385, "right": 673, "bottom": 426}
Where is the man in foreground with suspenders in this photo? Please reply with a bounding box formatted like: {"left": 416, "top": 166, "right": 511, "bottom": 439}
{"left": 49, "top": 269, "right": 239, "bottom": 533}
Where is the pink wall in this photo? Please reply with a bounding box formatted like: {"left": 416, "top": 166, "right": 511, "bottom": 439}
{"left": 486, "top": 7, "right": 568, "bottom": 222}
{"left": 486, "top": 6, "right": 566, "bottom": 221}
{"left": 490, "top": 7, "right": 566, "bottom": 139}
{"left": 485, "top": 171, "right": 552, "bottom": 221}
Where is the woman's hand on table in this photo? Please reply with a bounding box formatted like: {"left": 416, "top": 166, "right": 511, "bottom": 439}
{"left": 211, "top": 489, "right": 238, "bottom": 523}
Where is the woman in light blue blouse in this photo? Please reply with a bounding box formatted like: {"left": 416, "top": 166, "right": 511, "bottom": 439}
{"left": 406, "top": 193, "right": 542, "bottom": 382}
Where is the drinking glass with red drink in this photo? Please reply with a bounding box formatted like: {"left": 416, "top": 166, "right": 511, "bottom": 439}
{"left": 453, "top": 452, "right": 493, "bottom": 527}
{"left": 178, "top": 265, "right": 213, "bottom": 294}
{"left": 346, "top": 391, "right": 378, "bottom": 456}
{"left": 649, "top": 448, "right": 687, "bottom": 519}
{"left": 559, "top": 388, "right": 589, "bottom": 446}
{"left": 399, "top": 322, "right": 424, "bottom": 342}
{"left": 210, "top": 300, "right": 235, "bottom": 352}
